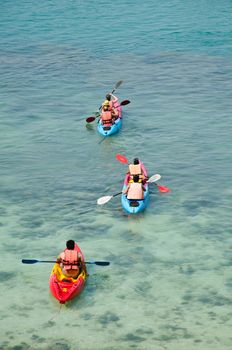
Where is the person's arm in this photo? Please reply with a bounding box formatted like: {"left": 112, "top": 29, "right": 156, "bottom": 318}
{"left": 123, "top": 185, "right": 129, "bottom": 194}
{"left": 56, "top": 254, "right": 62, "bottom": 263}
{"left": 56, "top": 251, "right": 66, "bottom": 264}
{"left": 110, "top": 93, "right": 118, "bottom": 103}
{"left": 78, "top": 256, "right": 88, "bottom": 276}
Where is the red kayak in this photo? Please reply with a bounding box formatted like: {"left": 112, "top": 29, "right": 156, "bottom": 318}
{"left": 49, "top": 244, "right": 87, "bottom": 304}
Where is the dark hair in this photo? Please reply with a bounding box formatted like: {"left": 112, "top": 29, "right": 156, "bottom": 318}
{"left": 66, "top": 240, "right": 75, "bottom": 250}
{"left": 133, "top": 175, "right": 140, "bottom": 182}
{"left": 105, "top": 94, "right": 111, "bottom": 101}
{"left": 133, "top": 158, "right": 139, "bottom": 165}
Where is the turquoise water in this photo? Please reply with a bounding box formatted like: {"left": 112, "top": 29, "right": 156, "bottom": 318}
{"left": 0, "top": 0, "right": 232, "bottom": 349}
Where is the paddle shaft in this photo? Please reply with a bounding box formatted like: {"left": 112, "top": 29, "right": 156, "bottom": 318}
{"left": 113, "top": 192, "right": 122, "bottom": 198}
{"left": 21, "top": 259, "right": 110, "bottom": 266}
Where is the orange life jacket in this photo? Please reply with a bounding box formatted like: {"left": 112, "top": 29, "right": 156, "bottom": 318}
{"left": 62, "top": 249, "right": 79, "bottom": 270}
{"left": 127, "top": 182, "right": 144, "bottom": 200}
{"left": 101, "top": 110, "right": 112, "bottom": 125}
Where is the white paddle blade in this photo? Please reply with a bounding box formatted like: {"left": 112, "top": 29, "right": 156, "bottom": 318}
{"left": 147, "top": 174, "right": 161, "bottom": 183}
{"left": 97, "top": 195, "right": 113, "bottom": 205}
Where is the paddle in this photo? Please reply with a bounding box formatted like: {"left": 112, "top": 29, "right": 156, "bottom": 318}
{"left": 116, "top": 154, "right": 129, "bottom": 164}
{"left": 97, "top": 174, "right": 161, "bottom": 205}
{"left": 98, "top": 80, "right": 123, "bottom": 110}
{"left": 116, "top": 154, "right": 171, "bottom": 193}
{"left": 86, "top": 100, "right": 130, "bottom": 123}
{"left": 112, "top": 80, "right": 123, "bottom": 94}
{"left": 154, "top": 184, "right": 170, "bottom": 193}
{"left": 22, "top": 259, "right": 110, "bottom": 266}
{"left": 97, "top": 192, "right": 122, "bottom": 205}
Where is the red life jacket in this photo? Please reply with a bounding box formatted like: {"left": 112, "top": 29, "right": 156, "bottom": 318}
{"left": 62, "top": 249, "right": 79, "bottom": 270}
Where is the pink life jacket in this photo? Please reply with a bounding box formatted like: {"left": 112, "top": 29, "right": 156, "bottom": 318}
{"left": 127, "top": 182, "right": 144, "bottom": 200}
{"left": 110, "top": 100, "right": 119, "bottom": 117}
{"left": 101, "top": 110, "right": 112, "bottom": 125}
{"left": 129, "top": 164, "right": 142, "bottom": 175}
{"left": 62, "top": 249, "right": 79, "bottom": 270}
{"left": 109, "top": 101, "right": 113, "bottom": 110}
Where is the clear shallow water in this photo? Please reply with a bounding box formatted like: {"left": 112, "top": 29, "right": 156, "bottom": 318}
{"left": 0, "top": 0, "right": 232, "bottom": 349}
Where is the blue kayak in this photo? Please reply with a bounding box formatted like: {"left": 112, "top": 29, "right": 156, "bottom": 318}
{"left": 97, "top": 101, "right": 122, "bottom": 137}
{"left": 97, "top": 117, "right": 122, "bottom": 136}
{"left": 121, "top": 161, "right": 149, "bottom": 214}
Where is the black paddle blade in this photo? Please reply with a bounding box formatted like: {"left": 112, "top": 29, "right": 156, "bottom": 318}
{"left": 115, "top": 80, "right": 123, "bottom": 89}
{"left": 120, "top": 100, "right": 130, "bottom": 106}
{"left": 22, "top": 259, "right": 38, "bottom": 264}
{"left": 86, "top": 116, "right": 96, "bottom": 123}
{"left": 94, "top": 261, "right": 110, "bottom": 266}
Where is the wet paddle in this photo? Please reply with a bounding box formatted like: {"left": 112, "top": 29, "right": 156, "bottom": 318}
{"left": 97, "top": 174, "right": 161, "bottom": 205}
{"left": 116, "top": 154, "right": 129, "bottom": 164}
{"left": 112, "top": 80, "right": 123, "bottom": 94}
{"left": 154, "top": 184, "right": 170, "bottom": 193}
{"left": 97, "top": 192, "right": 122, "bottom": 205}
{"left": 86, "top": 100, "right": 130, "bottom": 123}
{"left": 22, "top": 259, "right": 110, "bottom": 266}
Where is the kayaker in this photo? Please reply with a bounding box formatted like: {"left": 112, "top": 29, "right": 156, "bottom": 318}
{"left": 56, "top": 240, "right": 88, "bottom": 278}
{"left": 102, "top": 93, "right": 119, "bottom": 119}
{"left": 128, "top": 158, "right": 146, "bottom": 181}
{"left": 101, "top": 103, "right": 114, "bottom": 126}
{"left": 123, "top": 175, "right": 146, "bottom": 200}
{"left": 102, "top": 92, "right": 118, "bottom": 109}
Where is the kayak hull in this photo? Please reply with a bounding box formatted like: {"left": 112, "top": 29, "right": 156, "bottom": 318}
{"left": 98, "top": 102, "right": 122, "bottom": 136}
{"left": 98, "top": 117, "right": 122, "bottom": 136}
{"left": 121, "top": 162, "right": 149, "bottom": 214}
{"left": 49, "top": 244, "right": 87, "bottom": 304}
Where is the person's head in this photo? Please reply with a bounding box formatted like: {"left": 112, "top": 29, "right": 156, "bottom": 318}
{"left": 66, "top": 240, "right": 75, "bottom": 250}
{"left": 103, "top": 100, "right": 110, "bottom": 109}
{"left": 133, "top": 158, "right": 139, "bottom": 165}
{"left": 133, "top": 175, "right": 140, "bottom": 183}
{"left": 103, "top": 105, "right": 109, "bottom": 111}
{"left": 105, "top": 94, "right": 111, "bottom": 101}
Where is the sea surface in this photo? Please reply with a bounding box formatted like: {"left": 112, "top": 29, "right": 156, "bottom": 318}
{"left": 0, "top": 0, "right": 232, "bottom": 349}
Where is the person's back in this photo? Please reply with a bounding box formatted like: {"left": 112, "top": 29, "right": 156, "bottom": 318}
{"left": 58, "top": 240, "right": 81, "bottom": 278}
{"left": 127, "top": 182, "right": 144, "bottom": 200}
{"left": 102, "top": 93, "right": 119, "bottom": 119}
{"left": 129, "top": 163, "right": 142, "bottom": 176}
{"left": 101, "top": 105, "right": 113, "bottom": 125}
{"left": 128, "top": 158, "right": 145, "bottom": 181}
{"left": 125, "top": 175, "right": 145, "bottom": 200}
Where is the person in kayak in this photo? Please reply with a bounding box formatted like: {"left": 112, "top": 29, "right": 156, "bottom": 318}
{"left": 102, "top": 93, "right": 119, "bottom": 119}
{"left": 56, "top": 240, "right": 87, "bottom": 278}
{"left": 123, "top": 175, "right": 146, "bottom": 200}
{"left": 101, "top": 103, "right": 114, "bottom": 126}
{"left": 128, "top": 158, "right": 146, "bottom": 181}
